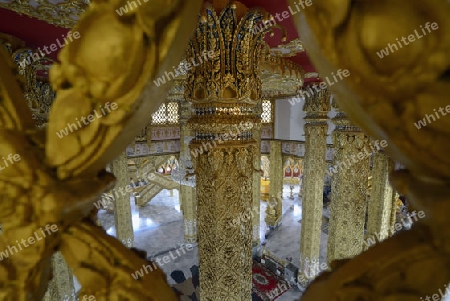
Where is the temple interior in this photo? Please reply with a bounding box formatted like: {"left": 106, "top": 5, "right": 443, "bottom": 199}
{"left": 0, "top": 0, "right": 449, "bottom": 300}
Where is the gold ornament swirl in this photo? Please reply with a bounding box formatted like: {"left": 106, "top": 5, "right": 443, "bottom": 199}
{"left": 46, "top": 0, "right": 203, "bottom": 180}
{"left": 61, "top": 220, "right": 178, "bottom": 301}
{"left": 0, "top": 0, "right": 203, "bottom": 299}
{"left": 289, "top": 0, "right": 450, "bottom": 179}
{"left": 0, "top": 45, "right": 117, "bottom": 300}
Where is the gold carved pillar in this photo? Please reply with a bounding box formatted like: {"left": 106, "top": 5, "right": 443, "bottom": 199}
{"left": 252, "top": 120, "right": 262, "bottom": 246}
{"left": 265, "top": 140, "right": 283, "bottom": 228}
{"left": 389, "top": 192, "right": 400, "bottom": 236}
{"left": 42, "top": 252, "right": 76, "bottom": 301}
{"left": 111, "top": 152, "right": 134, "bottom": 248}
{"left": 252, "top": 100, "right": 262, "bottom": 246}
{"left": 180, "top": 98, "right": 197, "bottom": 244}
{"left": 185, "top": 2, "right": 271, "bottom": 299}
{"left": 366, "top": 151, "right": 396, "bottom": 245}
{"left": 327, "top": 98, "right": 370, "bottom": 263}
{"left": 298, "top": 87, "right": 330, "bottom": 286}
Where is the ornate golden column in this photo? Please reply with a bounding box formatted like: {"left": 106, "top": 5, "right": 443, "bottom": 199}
{"left": 111, "top": 152, "right": 134, "bottom": 248}
{"left": 252, "top": 99, "right": 263, "bottom": 247}
{"left": 298, "top": 87, "right": 330, "bottom": 286}
{"left": 389, "top": 192, "right": 400, "bottom": 236}
{"left": 265, "top": 140, "right": 283, "bottom": 228}
{"left": 179, "top": 98, "right": 197, "bottom": 244}
{"left": 327, "top": 98, "right": 370, "bottom": 263}
{"left": 366, "top": 151, "right": 396, "bottom": 245}
{"left": 42, "top": 252, "right": 76, "bottom": 301}
{"left": 185, "top": 2, "right": 271, "bottom": 299}
{"left": 252, "top": 117, "right": 262, "bottom": 246}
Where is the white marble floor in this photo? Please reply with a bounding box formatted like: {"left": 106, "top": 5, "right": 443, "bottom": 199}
{"left": 94, "top": 185, "right": 330, "bottom": 300}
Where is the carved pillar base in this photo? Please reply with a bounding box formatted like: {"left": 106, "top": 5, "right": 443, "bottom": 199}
{"left": 111, "top": 152, "right": 134, "bottom": 248}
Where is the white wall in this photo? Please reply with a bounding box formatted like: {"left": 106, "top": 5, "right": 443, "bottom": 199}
{"left": 289, "top": 97, "right": 305, "bottom": 141}
{"left": 327, "top": 107, "right": 336, "bottom": 145}
{"left": 274, "top": 96, "right": 336, "bottom": 144}
{"left": 274, "top": 98, "right": 291, "bottom": 140}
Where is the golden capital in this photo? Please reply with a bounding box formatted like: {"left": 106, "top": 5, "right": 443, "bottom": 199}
{"left": 303, "top": 85, "right": 331, "bottom": 124}
{"left": 184, "top": 0, "right": 274, "bottom": 106}
{"left": 332, "top": 96, "right": 363, "bottom": 133}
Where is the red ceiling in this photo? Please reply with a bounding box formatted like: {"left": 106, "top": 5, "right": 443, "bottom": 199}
{"left": 239, "top": 0, "right": 316, "bottom": 74}
{"left": 0, "top": 1, "right": 316, "bottom": 81}
{"left": 0, "top": 8, "right": 68, "bottom": 60}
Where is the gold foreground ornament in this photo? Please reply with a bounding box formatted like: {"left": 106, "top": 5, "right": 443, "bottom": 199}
{"left": 0, "top": 0, "right": 203, "bottom": 300}
{"left": 287, "top": 0, "right": 450, "bottom": 300}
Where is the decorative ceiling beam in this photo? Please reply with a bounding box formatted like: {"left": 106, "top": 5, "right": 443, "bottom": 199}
{"left": 269, "top": 38, "right": 305, "bottom": 57}
{"left": 0, "top": 0, "right": 88, "bottom": 28}
{"left": 260, "top": 51, "right": 304, "bottom": 98}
